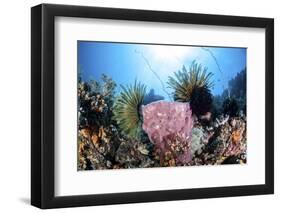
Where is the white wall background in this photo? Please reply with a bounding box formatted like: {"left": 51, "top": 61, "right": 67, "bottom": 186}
{"left": 0, "top": 0, "right": 279, "bottom": 212}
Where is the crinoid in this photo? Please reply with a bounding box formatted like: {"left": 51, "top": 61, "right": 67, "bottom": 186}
{"left": 113, "top": 80, "right": 146, "bottom": 140}
{"left": 167, "top": 61, "right": 213, "bottom": 102}
{"left": 167, "top": 61, "right": 214, "bottom": 116}
{"left": 190, "top": 85, "right": 213, "bottom": 117}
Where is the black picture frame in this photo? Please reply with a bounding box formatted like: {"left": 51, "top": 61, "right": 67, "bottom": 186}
{"left": 31, "top": 3, "right": 274, "bottom": 209}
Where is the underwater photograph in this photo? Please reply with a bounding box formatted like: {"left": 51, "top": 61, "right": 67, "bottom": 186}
{"left": 77, "top": 41, "right": 247, "bottom": 171}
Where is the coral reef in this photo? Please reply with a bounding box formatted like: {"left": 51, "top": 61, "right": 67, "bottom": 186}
{"left": 77, "top": 74, "right": 121, "bottom": 170}
{"left": 142, "top": 101, "right": 193, "bottom": 166}
{"left": 188, "top": 115, "right": 247, "bottom": 166}
{"left": 78, "top": 62, "right": 247, "bottom": 171}
{"left": 114, "top": 139, "right": 155, "bottom": 168}
{"left": 78, "top": 74, "right": 116, "bottom": 129}
{"left": 78, "top": 124, "right": 156, "bottom": 170}
{"left": 78, "top": 76, "right": 156, "bottom": 170}
{"left": 78, "top": 125, "right": 122, "bottom": 170}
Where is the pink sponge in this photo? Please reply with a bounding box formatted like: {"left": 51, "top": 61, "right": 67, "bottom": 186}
{"left": 142, "top": 101, "right": 193, "bottom": 165}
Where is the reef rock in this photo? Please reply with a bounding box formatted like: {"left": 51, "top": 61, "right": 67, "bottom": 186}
{"left": 142, "top": 101, "right": 193, "bottom": 165}
{"left": 115, "top": 140, "right": 155, "bottom": 168}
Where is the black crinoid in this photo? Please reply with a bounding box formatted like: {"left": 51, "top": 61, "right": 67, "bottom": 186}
{"left": 167, "top": 61, "right": 214, "bottom": 117}
{"left": 190, "top": 85, "right": 213, "bottom": 117}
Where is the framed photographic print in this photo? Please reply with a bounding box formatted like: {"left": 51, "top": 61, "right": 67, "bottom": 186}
{"left": 31, "top": 3, "right": 274, "bottom": 209}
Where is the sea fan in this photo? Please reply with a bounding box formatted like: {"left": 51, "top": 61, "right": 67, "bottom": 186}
{"left": 113, "top": 80, "right": 146, "bottom": 140}
{"left": 167, "top": 61, "right": 214, "bottom": 102}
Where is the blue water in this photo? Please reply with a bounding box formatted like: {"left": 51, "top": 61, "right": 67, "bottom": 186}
{"left": 78, "top": 41, "right": 246, "bottom": 99}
